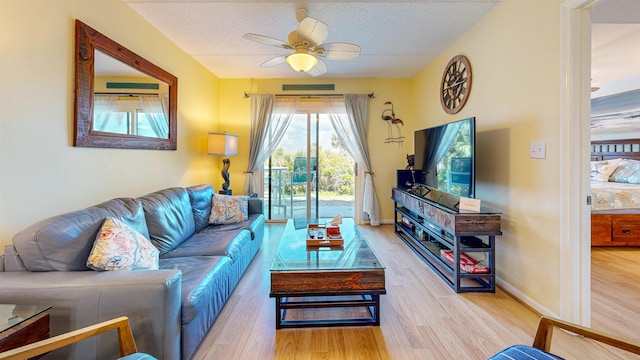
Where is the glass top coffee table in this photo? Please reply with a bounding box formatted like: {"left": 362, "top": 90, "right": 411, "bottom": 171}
{"left": 270, "top": 218, "right": 386, "bottom": 329}
{"left": 0, "top": 304, "right": 51, "bottom": 352}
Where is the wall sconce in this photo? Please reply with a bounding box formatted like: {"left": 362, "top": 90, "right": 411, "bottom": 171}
{"left": 208, "top": 132, "right": 239, "bottom": 195}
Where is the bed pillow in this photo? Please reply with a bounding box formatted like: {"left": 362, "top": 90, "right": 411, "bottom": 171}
{"left": 87, "top": 217, "right": 159, "bottom": 271}
{"left": 609, "top": 159, "right": 640, "bottom": 184}
{"left": 607, "top": 158, "right": 628, "bottom": 167}
{"left": 590, "top": 161, "right": 619, "bottom": 182}
{"left": 209, "top": 194, "right": 249, "bottom": 225}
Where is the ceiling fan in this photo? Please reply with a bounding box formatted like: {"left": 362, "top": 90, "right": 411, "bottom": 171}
{"left": 243, "top": 8, "right": 361, "bottom": 76}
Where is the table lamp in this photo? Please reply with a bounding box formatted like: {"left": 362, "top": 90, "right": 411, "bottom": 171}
{"left": 208, "top": 132, "right": 238, "bottom": 195}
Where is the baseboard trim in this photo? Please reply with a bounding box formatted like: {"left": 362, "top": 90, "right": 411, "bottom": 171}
{"left": 496, "top": 276, "right": 558, "bottom": 319}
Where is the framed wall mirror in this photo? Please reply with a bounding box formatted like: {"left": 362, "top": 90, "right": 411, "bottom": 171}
{"left": 74, "top": 20, "right": 178, "bottom": 150}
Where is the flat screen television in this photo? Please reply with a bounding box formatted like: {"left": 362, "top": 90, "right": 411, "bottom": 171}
{"left": 413, "top": 117, "right": 475, "bottom": 198}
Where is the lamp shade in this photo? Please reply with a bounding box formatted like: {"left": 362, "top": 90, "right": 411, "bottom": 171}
{"left": 208, "top": 133, "right": 238, "bottom": 156}
{"left": 286, "top": 52, "right": 318, "bottom": 72}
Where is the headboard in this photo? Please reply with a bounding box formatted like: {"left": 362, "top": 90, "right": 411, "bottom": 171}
{"left": 591, "top": 139, "right": 640, "bottom": 161}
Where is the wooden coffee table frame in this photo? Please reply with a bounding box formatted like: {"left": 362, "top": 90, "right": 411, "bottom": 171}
{"left": 0, "top": 308, "right": 50, "bottom": 353}
{"left": 270, "top": 269, "right": 386, "bottom": 329}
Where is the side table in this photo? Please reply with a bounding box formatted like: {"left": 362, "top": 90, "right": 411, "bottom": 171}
{"left": 0, "top": 304, "right": 51, "bottom": 353}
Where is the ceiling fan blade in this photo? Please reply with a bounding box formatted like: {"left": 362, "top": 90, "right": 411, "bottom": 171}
{"left": 243, "top": 33, "right": 291, "bottom": 49}
{"left": 307, "top": 57, "right": 327, "bottom": 77}
{"left": 316, "top": 42, "right": 361, "bottom": 60}
{"left": 297, "top": 17, "right": 329, "bottom": 47}
{"left": 260, "top": 55, "right": 287, "bottom": 67}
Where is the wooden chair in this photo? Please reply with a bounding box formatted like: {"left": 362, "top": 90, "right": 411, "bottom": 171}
{"left": 0, "top": 316, "right": 155, "bottom": 360}
{"left": 489, "top": 316, "right": 640, "bottom": 359}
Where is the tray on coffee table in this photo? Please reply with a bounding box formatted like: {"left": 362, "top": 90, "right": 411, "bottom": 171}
{"left": 306, "top": 224, "right": 343, "bottom": 246}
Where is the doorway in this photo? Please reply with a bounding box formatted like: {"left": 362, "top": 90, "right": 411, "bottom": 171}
{"left": 263, "top": 111, "right": 355, "bottom": 221}
{"left": 588, "top": 0, "right": 640, "bottom": 338}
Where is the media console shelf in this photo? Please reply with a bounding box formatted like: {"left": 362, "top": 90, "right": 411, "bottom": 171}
{"left": 392, "top": 187, "right": 502, "bottom": 293}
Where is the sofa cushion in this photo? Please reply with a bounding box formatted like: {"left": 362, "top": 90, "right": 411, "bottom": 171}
{"left": 209, "top": 194, "right": 249, "bottom": 225}
{"left": 95, "top": 199, "right": 151, "bottom": 239}
{"left": 12, "top": 198, "right": 148, "bottom": 272}
{"left": 159, "top": 256, "right": 232, "bottom": 324}
{"left": 138, "top": 188, "right": 196, "bottom": 256}
{"left": 186, "top": 184, "right": 214, "bottom": 232}
{"left": 248, "top": 197, "right": 263, "bottom": 215}
{"left": 2, "top": 245, "right": 27, "bottom": 271}
{"left": 160, "top": 226, "right": 252, "bottom": 261}
{"left": 87, "top": 217, "right": 159, "bottom": 271}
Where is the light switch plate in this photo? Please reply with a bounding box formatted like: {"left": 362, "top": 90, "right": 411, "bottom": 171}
{"left": 530, "top": 141, "right": 546, "bottom": 159}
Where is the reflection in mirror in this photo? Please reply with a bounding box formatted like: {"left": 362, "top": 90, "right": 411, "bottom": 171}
{"left": 74, "top": 20, "right": 177, "bottom": 150}
{"left": 94, "top": 51, "right": 170, "bottom": 139}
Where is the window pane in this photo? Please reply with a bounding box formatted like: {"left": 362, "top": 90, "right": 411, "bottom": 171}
{"left": 94, "top": 112, "right": 130, "bottom": 134}
{"left": 136, "top": 111, "right": 168, "bottom": 138}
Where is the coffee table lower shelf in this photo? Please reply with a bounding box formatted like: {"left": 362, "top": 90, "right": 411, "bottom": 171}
{"left": 271, "top": 290, "right": 385, "bottom": 329}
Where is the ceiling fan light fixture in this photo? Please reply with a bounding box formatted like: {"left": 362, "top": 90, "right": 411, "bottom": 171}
{"left": 286, "top": 52, "right": 317, "bottom": 72}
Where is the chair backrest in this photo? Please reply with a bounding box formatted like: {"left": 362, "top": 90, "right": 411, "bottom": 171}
{"left": 0, "top": 316, "right": 155, "bottom": 360}
{"left": 291, "top": 157, "right": 317, "bottom": 184}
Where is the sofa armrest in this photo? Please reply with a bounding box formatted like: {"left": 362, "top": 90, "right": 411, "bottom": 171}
{"left": 248, "top": 197, "right": 263, "bottom": 215}
{"left": 0, "top": 270, "right": 182, "bottom": 360}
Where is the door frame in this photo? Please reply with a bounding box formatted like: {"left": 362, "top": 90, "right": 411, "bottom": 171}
{"left": 560, "top": 0, "right": 595, "bottom": 326}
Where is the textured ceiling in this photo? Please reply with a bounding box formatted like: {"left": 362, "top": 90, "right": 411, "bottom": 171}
{"left": 591, "top": 0, "right": 640, "bottom": 95}
{"left": 122, "top": 0, "right": 639, "bottom": 86}
{"left": 591, "top": 23, "right": 640, "bottom": 89}
{"left": 124, "top": 0, "right": 500, "bottom": 79}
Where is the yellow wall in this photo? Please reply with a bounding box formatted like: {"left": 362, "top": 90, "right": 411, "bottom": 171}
{"left": 1, "top": 0, "right": 566, "bottom": 315}
{"left": 412, "top": 0, "right": 563, "bottom": 314}
{"left": 0, "top": 0, "right": 220, "bottom": 246}
{"left": 219, "top": 78, "right": 414, "bottom": 221}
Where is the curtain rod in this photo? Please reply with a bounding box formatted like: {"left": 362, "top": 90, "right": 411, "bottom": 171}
{"left": 95, "top": 92, "right": 159, "bottom": 96}
{"left": 243, "top": 92, "right": 375, "bottom": 99}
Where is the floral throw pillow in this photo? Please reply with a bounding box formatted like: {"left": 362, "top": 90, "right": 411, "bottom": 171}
{"left": 209, "top": 194, "right": 249, "bottom": 225}
{"left": 87, "top": 217, "right": 159, "bottom": 271}
{"left": 590, "top": 161, "right": 619, "bottom": 182}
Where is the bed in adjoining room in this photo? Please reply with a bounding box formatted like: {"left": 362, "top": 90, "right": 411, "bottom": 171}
{"left": 591, "top": 139, "right": 640, "bottom": 246}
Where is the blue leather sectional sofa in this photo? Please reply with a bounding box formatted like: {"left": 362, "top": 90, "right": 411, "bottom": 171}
{"left": 0, "top": 184, "right": 264, "bottom": 360}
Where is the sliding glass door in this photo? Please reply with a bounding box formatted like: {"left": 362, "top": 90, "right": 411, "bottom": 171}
{"left": 263, "top": 112, "right": 355, "bottom": 221}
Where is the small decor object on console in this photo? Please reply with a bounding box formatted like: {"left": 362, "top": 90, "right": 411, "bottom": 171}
{"left": 406, "top": 154, "right": 415, "bottom": 170}
{"left": 440, "top": 249, "right": 488, "bottom": 274}
{"left": 440, "top": 55, "right": 472, "bottom": 114}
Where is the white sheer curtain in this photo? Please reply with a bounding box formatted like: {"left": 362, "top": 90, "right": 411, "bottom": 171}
{"left": 93, "top": 94, "right": 121, "bottom": 132}
{"left": 244, "top": 95, "right": 300, "bottom": 195}
{"left": 139, "top": 95, "right": 169, "bottom": 138}
{"left": 329, "top": 94, "right": 380, "bottom": 226}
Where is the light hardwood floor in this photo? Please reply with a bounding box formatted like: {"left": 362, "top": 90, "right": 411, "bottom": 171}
{"left": 591, "top": 247, "right": 640, "bottom": 345}
{"left": 193, "top": 224, "right": 640, "bottom": 359}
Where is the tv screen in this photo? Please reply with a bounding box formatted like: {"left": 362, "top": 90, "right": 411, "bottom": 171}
{"left": 413, "top": 117, "right": 475, "bottom": 198}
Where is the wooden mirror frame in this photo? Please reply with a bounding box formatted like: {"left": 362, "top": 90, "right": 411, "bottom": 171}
{"left": 74, "top": 20, "right": 178, "bottom": 150}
